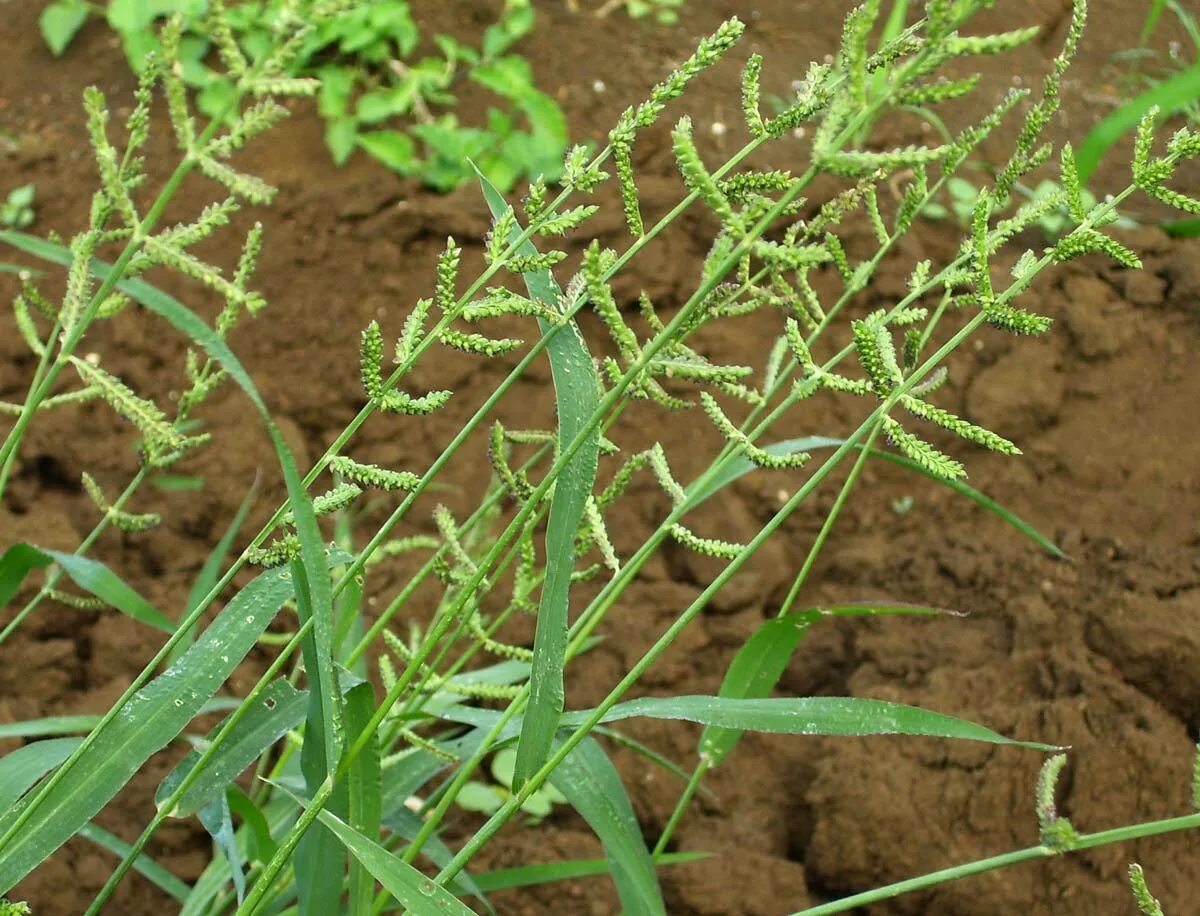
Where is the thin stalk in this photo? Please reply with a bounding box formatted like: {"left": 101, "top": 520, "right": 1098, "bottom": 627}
{"left": 651, "top": 759, "right": 710, "bottom": 857}
{"left": 793, "top": 812, "right": 1200, "bottom": 916}
{"left": 777, "top": 421, "right": 884, "bottom": 618}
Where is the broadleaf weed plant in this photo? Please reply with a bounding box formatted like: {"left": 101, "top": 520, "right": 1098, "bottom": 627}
{"left": 39, "top": 0, "right": 567, "bottom": 192}
{"left": 3, "top": 1, "right": 1200, "bottom": 913}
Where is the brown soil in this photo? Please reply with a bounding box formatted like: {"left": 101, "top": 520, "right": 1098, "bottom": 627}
{"left": 3, "top": 1, "right": 1199, "bottom": 914}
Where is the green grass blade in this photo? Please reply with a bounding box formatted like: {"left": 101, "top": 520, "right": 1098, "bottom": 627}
{"left": 292, "top": 556, "right": 346, "bottom": 916}
{"left": 0, "top": 701, "right": 238, "bottom": 740}
{"left": 0, "top": 262, "right": 40, "bottom": 275}
{"left": 593, "top": 726, "right": 704, "bottom": 790}
{"left": 0, "top": 565, "right": 302, "bottom": 893}
{"left": 157, "top": 679, "right": 307, "bottom": 818}
{"left": 697, "top": 437, "right": 1063, "bottom": 558}
{"left": 345, "top": 683, "right": 382, "bottom": 916}
{"left": 567, "top": 696, "right": 1055, "bottom": 750}
{"left": 1163, "top": 218, "right": 1200, "bottom": 237}
{"left": 0, "top": 716, "right": 100, "bottom": 739}
{"left": 314, "top": 808, "right": 476, "bottom": 915}
{"left": 197, "top": 793, "right": 246, "bottom": 904}
{"left": 686, "top": 437, "right": 833, "bottom": 508}
{"left": 471, "top": 851, "right": 708, "bottom": 893}
{"left": 0, "top": 738, "right": 81, "bottom": 809}
{"left": 866, "top": 449, "right": 1065, "bottom": 558}
{"left": 170, "top": 477, "right": 259, "bottom": 664}
{"left": 385, "top": 808, "right": 493, "bottom": 913}
{"left": 78, "top": 822, "right": 191, "bottom": 903}
{"left": 1075, "top": 63, "right": 1200, "bottom": 182}
{"left": 474, "top": 170, "right": 601, "bottom": 792}
{"left": 227, "top": 786, "right": 279, "bottom": 867}
{"left": 549, "top": 736, "right": 665, "bottom": 915}
{"left": 0, "top": 543, "right": 174, "bottom": 633}
{"left": 295, "top": 682, "right": 348, "bottom": 916}
{"left": 701, "top": 605, "right": 947, "bottom": 766}
{"left": 701, "top": 614, "right": 814, "bottom": 766}
{"left": 1140, "top": 0, "right": 1170, "bottom": 46}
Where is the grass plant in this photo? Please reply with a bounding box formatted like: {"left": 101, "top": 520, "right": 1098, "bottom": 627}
{"left": 3, "top": 1, "right": 1200, "bottom": 913}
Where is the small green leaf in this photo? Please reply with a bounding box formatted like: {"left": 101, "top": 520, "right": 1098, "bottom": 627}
{"left": 345, "top": 683, "right": 382, "bottom": 916}
{"left": 78, "top": 822, "right": 191, "bottom": 903}
{"left": 39, "top": 0, "right": 89, "bottom": 56}
{"left": 455, "top": 782, "right": 505, "bottom": 815}
{"left": 358, "top": 130, "right": 419, "bottom": 174}
{"left": 700, "top": 614, "right": 813, "bottom": 766}
{"left": 326, "top": 119, "right": 359, "bottom": 166}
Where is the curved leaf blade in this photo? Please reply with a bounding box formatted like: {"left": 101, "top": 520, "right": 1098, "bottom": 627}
{"left": 474, "top": 170, "right": 601, "bottom": 791}
{"left": 472, "top": 851, "right": 707, "bottom": 893}
{"left": 1075, "top": 63, "right": 1200, "bottom": 182}
{"left": 567, "top": 696, "right": 1055, "bottom": 750}
{"left": 315, "top": 808, "right": 476, "bottom": 916}
{"left": 157, "top": 679, "right": 307, "bottom": 818}
{"left": 549, "top": 737, "right": 665, "bottom": 915}
{"left": 0, "top": 543, "right": 174, "bottom": 632}
{"left": 0, "top": 738, "right": 82, "bottom": 810}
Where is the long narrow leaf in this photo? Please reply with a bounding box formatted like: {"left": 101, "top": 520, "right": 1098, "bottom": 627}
{"left": 471, "top": 851, "right": 708, "bottom": 893}
{"left": 548, "top": 736, "right": 665, "bottom": 915}
{"left": 157, "top": 679, "right": 307, "bottom": 818}
{"left": 314, "top": 808, "right": 476, "bottom": 916}
{"left": 0, "top": 699, "right": 240, "bottom": 740}
{"left": 0, "top": 543, "right": 174, "bottom": 632}
{"left": 475, "top": 171, "right": 601, "bottom": 791}
{"left": 1075, "top": 63, "right": 1200, "bottom": 182}
{"left": 566, "top": 696, "right": 1056, "bottom": 750}
{"left": 0, "top": 565, "right": 304, "bottom": 893}
{"left": 0, "top": 738, "right": 81, "bottom": 810}
{"left": 345, "top": 683, "right": 382, "bottom": 916}
{"left": 78, "top": 822, "right": 192, "bottom": 903}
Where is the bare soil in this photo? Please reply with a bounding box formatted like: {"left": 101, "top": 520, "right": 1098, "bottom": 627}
{"left": 2, "top": 1, "right": 1199, "bottom": 914}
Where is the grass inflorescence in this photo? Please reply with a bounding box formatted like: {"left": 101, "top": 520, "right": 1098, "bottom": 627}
{"left": 3, "top": 1, "right": 1200, "bottom": 913}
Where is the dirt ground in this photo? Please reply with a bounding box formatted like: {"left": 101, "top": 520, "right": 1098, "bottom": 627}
{"left": 2, "top": 0, "right": 1199, "bottom": 914}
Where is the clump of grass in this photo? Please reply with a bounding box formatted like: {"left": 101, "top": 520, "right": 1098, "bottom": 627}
{"left": 3, "top": 1, "right": 1200, "bottom": 913}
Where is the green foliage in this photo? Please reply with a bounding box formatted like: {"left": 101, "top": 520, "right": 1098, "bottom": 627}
{"left": 0, "top": 185, "right": 35, "bottom": 230}
{"left": 38, "top": 0, "right": 565, "bottom": 192}
{"left": 8, "top": 2, "right": 1200, "bottom": 915}
{"left": 456, "top": 748, "right": 568, "bottom": 821}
